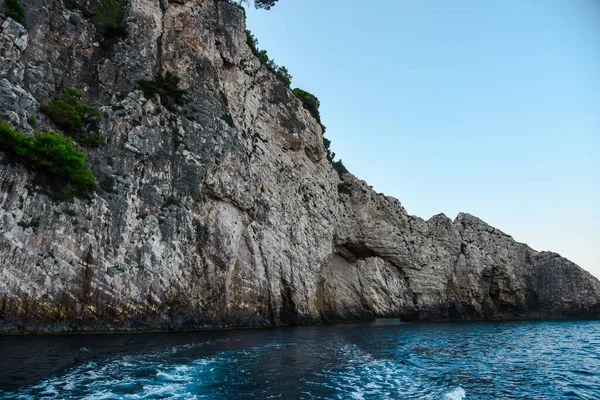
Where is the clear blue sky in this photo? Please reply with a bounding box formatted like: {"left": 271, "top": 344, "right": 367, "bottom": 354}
{"left": 244, "top": 0, "right": 600, "bottom": 278}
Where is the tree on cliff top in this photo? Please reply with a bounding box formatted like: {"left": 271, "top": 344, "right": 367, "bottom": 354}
{"left": 239, "top": 0, "right": 279, "bottom": 10}
{"left": 254, "top": 0, "right": 278, "bottom": 9}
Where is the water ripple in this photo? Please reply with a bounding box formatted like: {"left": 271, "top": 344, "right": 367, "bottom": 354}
{"left": 1, "top": 320, "right": 599, "bottom": 399}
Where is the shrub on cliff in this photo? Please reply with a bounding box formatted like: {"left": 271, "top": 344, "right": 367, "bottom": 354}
{"left": 275, "top": 65, "right": 292, "bottom": 87}
{"left": 245, "top": 30, "right": 292, "bottom": 87}
{"left": 228, "top": 0, "right": 278, "bottom": 10}
{"left": 4, "top": 0, "right": 25, "bottom": 23}
{"left": 0, "top": 122, "right": 96, "bottom": 196}
{"left": 79, "top": 134, "right": 106, "bottom": 148}
{"left": 293, "top": 88, "right": 320, "bottom": 122}
{"left": 91, "top": 0, "right": 120, "bottom": 34}
{"left": 40, "top": 88, "right": 101, "bottom": 136}
{"left": 67, "top": 0, "right": 124, "bottom": 50}
{"left": 246, "top": 30, "right": 260, "bottom": 58}
{"left": 92, "top": 0, "right": 126, "bottom": 51}
{"left": 332, "top": 159, "right": 348, "bottom": 177}
{"left": 224, "top": 0, "right": 246, "bottom": 14}
{"left": 254, "top": 0, "right": 278, "bottom": 9}
{"left": 323, "top": 137, "right": 334, "bottom": 162}
{"left": 322, "top": 136, "right": 348, "bottom": 177}
{"left": 137, "top": 71, "right": 188, "bottom": 110}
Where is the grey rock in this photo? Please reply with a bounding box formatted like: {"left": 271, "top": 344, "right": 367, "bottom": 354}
{"left": 0, "top": 18, "right": 28, "bottom": 84}
{"left": 0, "top": 1, "right": 598, "bottom": 334}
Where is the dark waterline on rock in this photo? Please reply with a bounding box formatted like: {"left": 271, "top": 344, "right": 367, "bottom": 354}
{"left": 1, "top": 319, "right": 599, "bottom": 399}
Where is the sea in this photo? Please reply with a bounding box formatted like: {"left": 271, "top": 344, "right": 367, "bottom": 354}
{"left": 0, "top": 319, "right": 598, "bottom": 399}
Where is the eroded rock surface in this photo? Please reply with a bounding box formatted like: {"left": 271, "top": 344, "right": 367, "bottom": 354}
{"left": 0, "top": 1, "right": 598, "bottom": 333}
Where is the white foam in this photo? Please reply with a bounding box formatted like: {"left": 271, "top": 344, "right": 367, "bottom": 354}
{"left": 5, "top": 350, "right": 231, "bottom": 400}
{"left": 444, "top": 387, "right": 467, "bottom": 400}
{"left": 310, "top": 340, "right": 471, "bottom": 400}
{"left": 156, "top": 370, "right": 192, "bottom": 383}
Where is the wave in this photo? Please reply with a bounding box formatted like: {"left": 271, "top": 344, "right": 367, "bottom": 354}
{"left": 3, "top": 320, "right": 599, "bottom": 399}
{"left": 1, "top": 351, "right": 229, "bottom": 399}
{"left": 303, "top": 340, "right": 467, "bottom": 399}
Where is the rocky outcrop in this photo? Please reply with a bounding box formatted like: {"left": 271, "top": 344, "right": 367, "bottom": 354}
{"left": 0, "top": 0, "right": 598, "bottom": 333}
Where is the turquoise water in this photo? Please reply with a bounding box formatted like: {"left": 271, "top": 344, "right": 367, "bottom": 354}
{"left": 0, "top": 319, "right": 599, "bottom": 399}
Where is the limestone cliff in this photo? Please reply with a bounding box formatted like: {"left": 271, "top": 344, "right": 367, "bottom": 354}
{"left": 0, "top": 0, "right": 598, "bottom": 333}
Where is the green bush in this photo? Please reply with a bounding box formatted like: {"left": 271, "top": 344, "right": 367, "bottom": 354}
{"left": 79, "top": 134, "right": 106, "bottom": 148}
{"left": 4, "top": 0, "right": 25, "bottom": 23}
{"left": 293, "top": 88, "right": 320, "bottom": 122}
{"left": 40, "top": 88, "right": 100, "bottom": 136}
{"left": 91, "top": 0, "right": 126, "bottom": 51}
{"left": 323, "top": 137, "right": 335, "bottom": 162}
{"left": 92, "top": 0, "right": 120, "bottom": 33}
{"left": 332, "top": 159, "right": 348, "bottom": 177}
{"left": 27, "top": 115, "right": 37, "bottom": 125}
{"left": 259, "top": 49, "right": 271, "bottom": 65}
{"left": 246, "top": 30, "right": 260, "bottom": 58}
{"left": 322, "top": 136, "right": 349, "bottom": 177}
{"left": 245, "top": 29, "right": 292, "bottom": 87}
{"left": 226, "top": 0, "right": 279, "bottom": 9}
{"left": 224, "top": 0, "right": 246, "bottom": 15}
{"left": 67, "top": 0, "right": 124, "bottom": 51}
{"left": 254, "top": 0, "right": 278, "bottom": 9}
{"left": 138, "top": 71, "right": 188, "bottom": 110}
{"left": 0, "top": 122, "right": 96, "bottom": 195}
{"left": 0, "top": 121, "right": 22, "bottom": 152}
{"left": 275, "top": 65, "right": 292, "bottom": 87}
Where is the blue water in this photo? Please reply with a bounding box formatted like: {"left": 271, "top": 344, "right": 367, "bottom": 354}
{"left": 0, "top": 319, "right": 599, "bottom": 399}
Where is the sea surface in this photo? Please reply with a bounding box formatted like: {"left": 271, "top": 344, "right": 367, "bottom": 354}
{"left": 0, "top": 319, "right": 599, "bottom": 399}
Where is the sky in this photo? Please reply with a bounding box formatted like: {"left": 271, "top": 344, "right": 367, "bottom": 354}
{"left": 244, "top": 0, "right": 600, "bottom": 278}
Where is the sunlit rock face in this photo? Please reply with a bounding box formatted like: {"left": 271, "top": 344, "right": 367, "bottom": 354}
{"left": 0, "top": 1, "right": 598, "bottom": 333}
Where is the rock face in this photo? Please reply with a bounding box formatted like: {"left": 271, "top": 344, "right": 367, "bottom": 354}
{"left": 0, "top": 1, "right": 598, "bottom": 333}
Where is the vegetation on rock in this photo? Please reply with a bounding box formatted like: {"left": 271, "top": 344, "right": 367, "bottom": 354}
{"left": 66, "top": 0, "right": 126, "bottom": 50}
{"left": 233, "top": 5, "right": 346, "bottom": 182}
{"left": 273, "top": 65, "right": 292, "bottom": 87}
{"left": 246, "top": 30, "right": 292, "bottom": 87}
{"left": 91, "top": 0, "right": 120, "bottom": 35}
{"left": 93, "top": 0, "right": 126, "bottom": 53}
{"left": 224, "top": 0, "right": 246, "bottom": 15}
{"left": 245, "top": 25, "right": 345, "bottom": 178}
{"left": 323, "top": 137, "right": 335, "bottom": 163}
{"left": 38, "top": 88, "right": 106, "bottom": 151}
{"left": 322, "top": 137, "right": 348, "bottom": 177}
{"left": 137, "top": 71, "right": 188, "bottom": 110}
{"left": 254, "top": 0, "right": 278, "bottom": 9}
{"left": 293, "top": 88, "right": 320, "bottom": 122}
{"left": 40, "top": 88, "right": 101, "bottom": 136}
{"left": 226, "top": 0, "right": 278, "bottom": 10}
{"left": 245, "top": 29, "right": 258, "bottom": 51}
{"left": 332, "top": 159, "right": 348, "bottom": 177}
{"left": 4, "top": 0, "right": 25, "bottom": 23}
{"left": 0, "top": 122, "right": 96, "bottom": 196}
{"left": 79, "top": 134, "right": 106, "bottom": 148}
